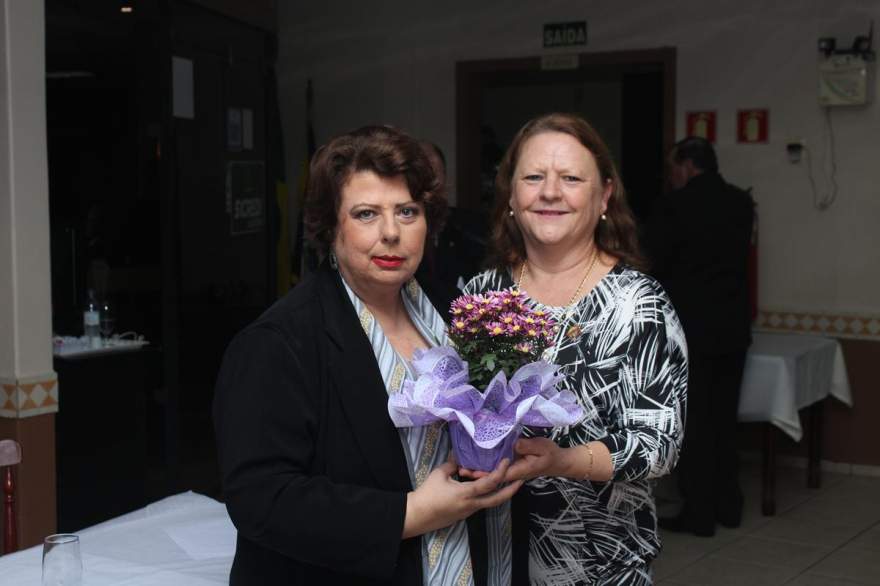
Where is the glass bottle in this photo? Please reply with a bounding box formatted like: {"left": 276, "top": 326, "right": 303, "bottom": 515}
{"left": 83, "top": 289, "right": 101, "bottom": 348}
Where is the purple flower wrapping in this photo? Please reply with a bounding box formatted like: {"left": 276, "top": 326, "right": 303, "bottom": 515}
{"left": 388, "top": 346, "right": 584, "bottom": 471}
{"left": 448, "top": 420, "right": 520, "bottom": 472}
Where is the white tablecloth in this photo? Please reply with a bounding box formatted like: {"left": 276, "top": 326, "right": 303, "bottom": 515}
{"left": 737, "top": 332, "right": 853, "bottom": 441}
{"left": 0, "top": 492, "right": 235, "bottom": 585}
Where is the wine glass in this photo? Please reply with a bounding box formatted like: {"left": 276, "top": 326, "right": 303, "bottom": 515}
{"left": 42, "top": 533, "right": 82, "bottom": 586}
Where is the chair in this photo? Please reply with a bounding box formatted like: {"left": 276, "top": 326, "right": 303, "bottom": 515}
{"left": 0, "top": 439, "right": 21, "bottom": 554}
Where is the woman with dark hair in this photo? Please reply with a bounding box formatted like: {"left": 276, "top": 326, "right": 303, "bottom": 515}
{"left": 214, "top": 125, "right": 519, "bottom": 585}
{"left": 462, "top": 113, "right": 688, "bottom": 585}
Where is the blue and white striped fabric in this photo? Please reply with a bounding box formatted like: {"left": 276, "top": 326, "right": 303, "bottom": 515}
{"left": 341, "top": 276, "right": 512, "bottom": 586}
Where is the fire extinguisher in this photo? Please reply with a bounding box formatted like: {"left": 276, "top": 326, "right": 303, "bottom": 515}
{"left": 747, "top": 198, "right": 759, "bottom": 323}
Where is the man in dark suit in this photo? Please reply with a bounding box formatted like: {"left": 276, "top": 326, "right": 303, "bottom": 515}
{"left": 648, "top": 137, "right": 755, "bottom": 537}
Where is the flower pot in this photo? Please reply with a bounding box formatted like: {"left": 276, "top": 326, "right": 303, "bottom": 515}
{"left": 449, "top": 420, "right": 520, "bottom": 472}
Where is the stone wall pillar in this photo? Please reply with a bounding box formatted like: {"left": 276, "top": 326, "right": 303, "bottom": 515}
{"left": 0, "top": 0, "right": 57, "bottom": 550}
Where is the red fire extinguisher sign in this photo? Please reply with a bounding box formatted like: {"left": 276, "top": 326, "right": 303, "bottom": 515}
{"left": 685, "top": 111, "right": 717, "bottom": 143}
{"left": 737, "top": 109, "right": 769, "bottom": 143}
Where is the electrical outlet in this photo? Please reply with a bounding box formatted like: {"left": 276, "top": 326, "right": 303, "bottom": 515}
{"left": 786, "top": 139, "right": 805, "bottom": 163}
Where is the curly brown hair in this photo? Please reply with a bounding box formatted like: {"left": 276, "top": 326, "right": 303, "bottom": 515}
{"left": 304, "top": 125, "right": 447, "bottom": 258}
{"left": 487, "top": 113, "right": 645, "bottom": 271}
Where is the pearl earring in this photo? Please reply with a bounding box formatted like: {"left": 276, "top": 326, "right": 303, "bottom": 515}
{"left": 601, "top": 213, "right": 607, "bottom": 221}
{"left": 508, "top": 209, "right": 514, "bottom": 217}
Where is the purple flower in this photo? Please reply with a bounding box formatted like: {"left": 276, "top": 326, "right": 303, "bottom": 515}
{"left": 450, "top": 296, "right": 478, "bottom": 318}
{"left": 485, "top": 322, "right": 505, "bottom": 336}
{"left": 499, "top": 312, "right": 517, "bottom": 325}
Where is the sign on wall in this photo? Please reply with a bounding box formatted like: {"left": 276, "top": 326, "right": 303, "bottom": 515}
{"left": 226, "top": 161, "right": 266, "bottom": 235}
{"left": 685, "top": 111, "right": 717, "bottom": 143}
{"left": 543, "top": 21, "right": 588, "bottom": 48}
{"left": 541, "top": 54, "right": 580, "bottom": 70}
{"left": 737, "top": 109, "right": 769, "bottom": 143}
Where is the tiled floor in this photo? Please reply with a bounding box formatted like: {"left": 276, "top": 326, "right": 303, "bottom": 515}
{"left": 653, "top": 463, "right": 880, "bottom": 585}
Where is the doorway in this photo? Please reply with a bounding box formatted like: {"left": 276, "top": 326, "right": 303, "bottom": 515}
{"left": 455, "top": 48, "right": 676, "bottom": 223}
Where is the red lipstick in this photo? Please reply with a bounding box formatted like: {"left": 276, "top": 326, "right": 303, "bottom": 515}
{"left": 372, "top": 255, "right": 405, "bottom": 268}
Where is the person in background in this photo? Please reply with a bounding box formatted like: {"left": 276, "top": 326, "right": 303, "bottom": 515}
{"left": 464, "top": 112, "right": 688, "bottom": 585}
{"left": 648, "top": 136, "right": 754, "bottom": 537}
{"left": 213, "top": 125, "right": 519, "bottom": 585}
{"left": 417, "top": 140, "right": 489, "bottom": 316}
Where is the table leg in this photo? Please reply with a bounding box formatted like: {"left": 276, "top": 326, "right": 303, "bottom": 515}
{"left": 762, "top": 423, "right": 776, "bottom": 516}
{"left": 807, "top": 400, "right": 824, "bottom": 489}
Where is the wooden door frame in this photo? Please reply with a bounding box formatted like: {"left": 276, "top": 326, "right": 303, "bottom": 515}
{"left": 455, "top": 48, "right": 676, "bottom": 211}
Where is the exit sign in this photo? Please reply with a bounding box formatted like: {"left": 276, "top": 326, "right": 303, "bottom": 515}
{"left": 543, "top": 21, "right": 588, "bottom": 48}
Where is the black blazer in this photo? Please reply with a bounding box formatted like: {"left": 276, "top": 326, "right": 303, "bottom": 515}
{"left": 646, "top": 172, "right": 754, "bottom": 354}
{"left": 213, "top": 265, "right": 488, "bottom": 585}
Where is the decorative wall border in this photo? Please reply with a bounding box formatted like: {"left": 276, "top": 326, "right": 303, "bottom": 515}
{"left": 0, "top": 372, "right": 59, "bottom": 418}
{"left": 755, "top": 310, "right": 880, "bottom": 341}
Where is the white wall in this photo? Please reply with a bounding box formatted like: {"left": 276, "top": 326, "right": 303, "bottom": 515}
{"left": 277, "top": 0, "right": 880, "bottom": 318}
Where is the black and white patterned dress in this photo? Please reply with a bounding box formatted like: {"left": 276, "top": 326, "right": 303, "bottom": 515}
{"left": 465, "top": 264, "right": 688, "bottom": 586}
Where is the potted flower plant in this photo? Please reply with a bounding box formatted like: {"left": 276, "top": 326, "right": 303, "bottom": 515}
{"left": 388, "top": 289, "right": 583, "bottom": 471}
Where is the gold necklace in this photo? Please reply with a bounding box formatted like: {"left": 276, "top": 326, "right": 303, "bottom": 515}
{"left": 518, "top": 250, "right": 599, "bottom": 340}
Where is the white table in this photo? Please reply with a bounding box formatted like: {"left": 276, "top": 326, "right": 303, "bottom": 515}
{"left": 737, "top": 332, "right": 853, "bottom": 514}
{"left": 53, "top": 336, "right": 150, "bottom": 359}
{"left": 0, "top": 492, "right": 235, "bottom": 585}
